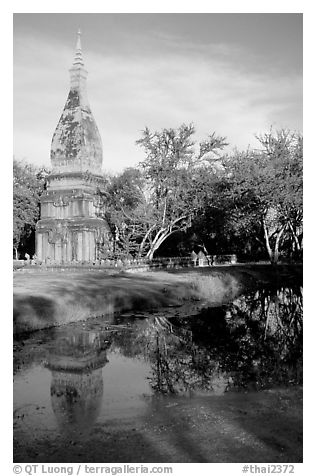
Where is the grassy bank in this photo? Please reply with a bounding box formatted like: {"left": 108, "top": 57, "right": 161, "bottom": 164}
{"left": 13, "top": 264, "right": 302, "bottom": 335}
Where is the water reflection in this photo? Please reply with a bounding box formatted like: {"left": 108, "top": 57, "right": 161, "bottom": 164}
{"left": 112, "top": 286, "right": 303, "bottom": 394}
{"left": 14, "top": 285, "right": 302, "bottom": 441}
{"left": 45, "top": 329, "right": 110, "bottom": 436}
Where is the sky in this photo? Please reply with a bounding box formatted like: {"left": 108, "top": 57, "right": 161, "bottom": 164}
{"left": 14, "top": 13, "right": 303, "bottom": 174}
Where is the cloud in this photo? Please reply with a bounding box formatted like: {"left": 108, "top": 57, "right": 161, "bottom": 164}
{"left": 14, "top": 33, "right": 302, "bottom": 173}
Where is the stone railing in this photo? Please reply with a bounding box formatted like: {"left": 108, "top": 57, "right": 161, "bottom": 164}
{"left": 13, "top": 254, "right": 237, "bottom": 272}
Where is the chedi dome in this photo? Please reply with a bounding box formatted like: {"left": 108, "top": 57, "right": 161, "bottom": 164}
{"left": 50, "top": 29, "right": 103, "bottom": 175}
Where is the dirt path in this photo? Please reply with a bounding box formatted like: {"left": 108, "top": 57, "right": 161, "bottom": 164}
{"left": 14, "top": 387, "right": 302, "bottom": 463}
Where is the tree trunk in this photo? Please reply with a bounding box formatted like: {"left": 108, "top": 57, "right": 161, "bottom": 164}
{"left": 262, "top": 217, "right": 273, "bottom": 263}
{"left": 146, "top": 228, "right": 182, "bottom": 260}
{"left": 273, "top": 225, "right": 286, "bottom": 264}
{"left": 138, "top": 224, "right": 156, "bottom": 258}
{"left": 288, "top": 220, "right": 301, "bottom": 251}
{"left": 14, "top": 247, "right": 18, "bottom": 260}
{"left": 146, "top": 230, "right": 169, "bottom": 260}
{"left": 145, "top": 215, "right": 188, "bottom": 260}
{"left": 262, "top": 216, "right": 286, "bottom": 264}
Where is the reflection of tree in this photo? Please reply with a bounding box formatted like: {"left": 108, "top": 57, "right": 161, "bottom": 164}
{"left": 226, "top": 286, "right": 303, "bottom": 387}
{"left": 112, "top": 315, "right": 233, "bottom": 395}
{"left": 111, "top": 286, "right": 302, "bottom": 394}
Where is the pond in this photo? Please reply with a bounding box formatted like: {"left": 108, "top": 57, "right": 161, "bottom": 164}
{"left": 13, "top": 285, "right": 303, "bottom": 463}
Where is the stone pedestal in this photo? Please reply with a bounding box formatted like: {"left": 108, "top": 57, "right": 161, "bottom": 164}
{"left": 36, "top": 173, "right": 111, "bottom": 263}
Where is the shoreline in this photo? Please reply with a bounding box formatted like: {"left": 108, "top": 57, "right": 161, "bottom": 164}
{"left": 13, "top": 264, "right": 302, "bottom": 335}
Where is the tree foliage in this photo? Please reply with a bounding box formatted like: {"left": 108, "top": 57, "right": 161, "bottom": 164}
{"left": 135, "top": 124, "right": 228, "bottom": 259}
{"left": 97, "top": 126, "right": 302, "bottom": 263}
{"left": 220, "top": 129, "right": 303, "bottom": 262}
{"left": 13, "top": 159, "right": 48, "bottom": 258}
{"left": 97, "top": 167, "right": 150, "bottom": 259}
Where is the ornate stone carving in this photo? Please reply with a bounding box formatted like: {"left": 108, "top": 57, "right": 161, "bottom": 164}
{"left": 93, "top": 195, "right": 102, "bottom": 208}
{"left": 71, "top": 233, "right": 78, "bottom": 261}
{"left": 48, "top": 223, "right": 68, "bottom": 244}
{"left": 95, "top": 228, "right": 110, "bottom": 245}
{"left": 53, "top": 195, "right": 70, "bottom": 207}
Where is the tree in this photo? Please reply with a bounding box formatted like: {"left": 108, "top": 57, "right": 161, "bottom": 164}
{"left": 97, "top": 168, "right": 150, "bottom": 259}
{"left": 257, "top": 129, "right": 303, "bottom": 259}
{"left": 221, "top": 129, "right": 303, "bottom": 263}
{"left": 136, "top": 124, "right": 228, "bottom": 259}
{"left": 13, "top": 159, "right": 48, "bottom": 259}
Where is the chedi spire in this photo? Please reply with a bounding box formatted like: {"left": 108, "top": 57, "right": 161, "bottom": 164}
{"left": 69, "top": 28, "right": 88, "bottom": 98}
{"left": 73, "top": 28, "right": 84, "bottom": 66}
{"left": 50, "top": 29, "right": 103, "bottom": 174}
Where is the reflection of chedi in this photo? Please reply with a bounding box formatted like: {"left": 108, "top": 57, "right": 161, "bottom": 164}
{"left": 46, "top": 329, "right": 109, "bottom": 435}
{"left": 35, "top": 30, "right": 112, "bottom": 263}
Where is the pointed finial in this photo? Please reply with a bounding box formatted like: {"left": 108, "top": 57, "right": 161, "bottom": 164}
{"left": 76, "top": 28, "right": 82, "bottom": 50}
{"left": 73, "top": 28, "right": 84, "bottom": 67}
